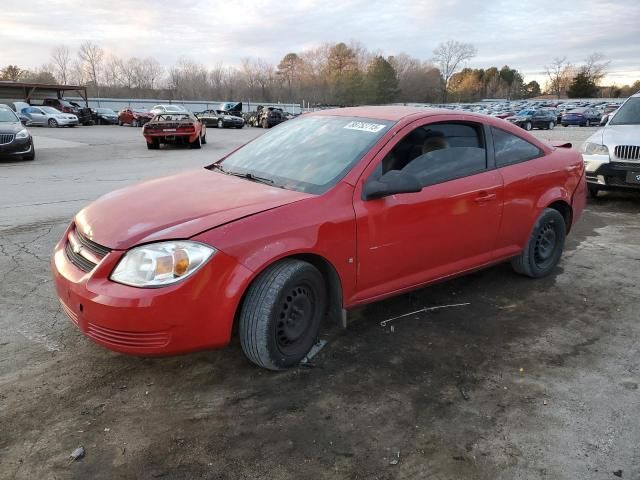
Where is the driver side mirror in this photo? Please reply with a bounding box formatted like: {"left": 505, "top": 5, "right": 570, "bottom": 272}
{"left": 363, "top": 170, "right": 422, "bottom": 200}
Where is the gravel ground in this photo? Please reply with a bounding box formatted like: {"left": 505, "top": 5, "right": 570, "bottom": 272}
{"left": 0, "top": 124, "right": 638, "bottom": 480}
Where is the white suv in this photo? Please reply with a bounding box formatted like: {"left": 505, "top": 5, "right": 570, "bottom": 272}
{"left": 582, "top": 92, "right": 640, "bottom": 197}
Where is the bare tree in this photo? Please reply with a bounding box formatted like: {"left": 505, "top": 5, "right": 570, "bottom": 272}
{"left": 51, "top": 45, "right": 71, "bottom": 84}
{"left": 545, "top": 56, "right": 574, "bottom": 98}
{"left": 77, "top": 41, "right": 104, "bottom": 91}
{"left": 432, "top": 40, "right": 477, "bottom": 102}
{"left": 583, "top": 52, "right": 609, "bottom": 86}
{"left": 143, "top": 57, "right": 164, "bottom": 90}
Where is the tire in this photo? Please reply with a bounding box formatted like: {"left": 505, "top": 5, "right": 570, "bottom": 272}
{"left": 190, "top": 134, "right": 202, "bottom": 149}
{"left": 239, "top": 259, "right": 327, "bottom": 370}
{"left": 147, "top": 139, "right": 160, "bottom": 150}
{"left": 201, "top": 132, "right": 207, "bottom": 145}
{"left": 217, "top": 119, "right": 224, "bottom": 129}
{"left": 132, "top": 119, "right": 138, "bottom": 127}
{"left": 48, "top": 118, "right": 58, "bottom": 128}
{"left": 562, "top": 124, "right": 568, "bottom": 127}
{"left": 587, "top": 185, "right": 600, "bottom": 198}
{"left": 548, "top": 121, "right": 555, "bottom": 130}
{"left": 511, "top": 208, "right": 566, "bottom": 278}
{"left": 524, "top": 121, "right": 532, "bottom": 131}
{"left": 118, "top": 120, "right": 123, "bottom": 126}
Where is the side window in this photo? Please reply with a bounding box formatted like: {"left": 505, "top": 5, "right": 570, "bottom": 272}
{"left": 371, "top": 122, "right": 487, "bottom": 187}
{"left": 492, "top": 127, "right": 543, "bottom": 167}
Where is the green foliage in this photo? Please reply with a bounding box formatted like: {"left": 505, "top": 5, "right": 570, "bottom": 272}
{"left": 364, "top": 56, "right": 399, "bottom": 104}
{"left": 525, "top": 81, "right": 541, "bottom": 98}
{"left": 567, "top": 71, "right": 599, "bottom": 98}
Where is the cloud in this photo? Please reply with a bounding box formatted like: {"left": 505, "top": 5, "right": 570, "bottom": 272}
{"left": 1, "top": 0, "right": 639, "bottom": 84}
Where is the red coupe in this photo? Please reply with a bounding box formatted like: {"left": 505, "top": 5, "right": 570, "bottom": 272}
{"left": 142, "top": 112, "right": 206, "bottom": 149}
{"left": 52, "top": 107, "right": 586, "bottom": 370}
{"left": 118, "top": 108, "right": 153, "bottom": 127}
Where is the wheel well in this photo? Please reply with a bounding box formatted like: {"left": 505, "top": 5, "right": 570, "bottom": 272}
{"left": 289, "top": 253, "right": 343, "bottom": 325}
{"left": 232, "top": 254, "right": 344, "bottom": 336}
{"left": 547, "top": 200, "right": 573, "bottom": 232}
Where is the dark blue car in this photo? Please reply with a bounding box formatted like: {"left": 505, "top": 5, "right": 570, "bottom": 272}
{"left": 561, "top": 108, "right": 601, "bottom": 127}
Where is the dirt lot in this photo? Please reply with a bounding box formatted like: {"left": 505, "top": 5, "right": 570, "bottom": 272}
{"left": 1, "top": 124, "right": 639, "bottom": 479}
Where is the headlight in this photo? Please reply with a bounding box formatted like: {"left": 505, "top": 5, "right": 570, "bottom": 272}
{"left": 111, "top": 241, "right": 216, "bottom": 287}
{"left": 15, "top": 128, "right": 29, "bottom": 139}
{"left": 581, "top": 142, "right": 609, "bottom": 155}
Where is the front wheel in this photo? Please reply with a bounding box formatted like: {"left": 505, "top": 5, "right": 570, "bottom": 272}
{"left": 548, "top": 121, "right": 555, "bottom": 130}
{"left": 239, "top": 260, "right": 327, "bottom": 370}
{"left": 524, "top": 121, "right": 532, "bottom": 131}
{"left": 217, "top": 119, "right": 224, "bottom": 129}
{"left": 201, "top": 131, "right": 207, "bottom": 144}
{"left": 511, "top": 208, "right": 566, "bottom": 278}
{"left": 48, "top": 118, "right": 58, "bottom": 128}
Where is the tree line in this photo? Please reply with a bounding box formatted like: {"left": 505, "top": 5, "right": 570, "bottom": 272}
{"left": 1, "top": 41, "right": 637, "bottom": 104}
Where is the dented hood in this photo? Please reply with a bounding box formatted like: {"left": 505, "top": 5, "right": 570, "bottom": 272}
{"left": 75, "top": 169, "right": 311, "bottom": 250}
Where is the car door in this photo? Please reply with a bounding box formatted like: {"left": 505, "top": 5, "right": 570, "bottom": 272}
{"left": 352, "top": 119, "right": 504, "bottom": 302}
{"left": 28, "top": 107, "right": 46, "bottom": 125}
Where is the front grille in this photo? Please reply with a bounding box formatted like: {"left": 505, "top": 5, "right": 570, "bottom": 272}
{"left": 65, "top": 241, "right": 96, "bottom": 272}
{"left": 65, "top": 225, "right": 112, "bottom": 273}
{"left": 86, "top": 322, "right": 170, "bottom": 348}
{"left": 615, "top": 145, "right": 640, "bottom": 160}
{"left": 0, "top": 134, "right": 15, "bottom": 145}
{"left": 75, "top": 229, "right": 112, "bottom": 257}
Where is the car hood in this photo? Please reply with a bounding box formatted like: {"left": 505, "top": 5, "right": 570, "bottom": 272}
{"left": 0, "top": 121, "right": 25, "bottom": 133}
{"left": 598, "top": 125, "right": 640, "bottom": 146}
{"left": 75, "top": 169, "right": 312, "bottom": 250}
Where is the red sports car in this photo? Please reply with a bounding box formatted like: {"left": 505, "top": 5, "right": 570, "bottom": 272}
{"left": 118, "top": 108, "right": 153, "bottom": 127}
{"left": 142, "top": 112, "right": 206, "bottom": 149}
{"left": 52, "top": 107, "right": 586, "bottom": 370}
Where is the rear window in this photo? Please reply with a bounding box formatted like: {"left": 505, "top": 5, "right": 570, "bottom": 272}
{"left": 492, "top": 127, "right": 543, "bottom": 167}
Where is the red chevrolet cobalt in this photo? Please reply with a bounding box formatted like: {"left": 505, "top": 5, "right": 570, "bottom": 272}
{"left": 52, "top": 107, "right": 586, "bottom": 370}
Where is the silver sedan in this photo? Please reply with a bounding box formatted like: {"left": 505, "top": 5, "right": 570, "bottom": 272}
{"left": 24, "top": 106, "right": 79, "bottom": 128}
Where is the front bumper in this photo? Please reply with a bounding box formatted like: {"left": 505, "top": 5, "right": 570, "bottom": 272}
{"left": 57, "top": 118, "right": 79, "bottom": 126}
{"left": 51, "top": 224, "right": 253, "bottom": 356}
{"left": 0, "top": 137, "right": 33, "bottom": 157}
{"left": 583, "top": 155, "right": 640, "bottom": 190}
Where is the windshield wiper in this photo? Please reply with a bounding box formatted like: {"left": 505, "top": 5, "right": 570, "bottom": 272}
{"left": 210, "top": 163, "right": 274, "bottom": 185}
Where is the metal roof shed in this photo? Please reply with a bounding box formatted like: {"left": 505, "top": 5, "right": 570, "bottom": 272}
{"left": 0, "top": 81, "right": 89, "bottom": 106}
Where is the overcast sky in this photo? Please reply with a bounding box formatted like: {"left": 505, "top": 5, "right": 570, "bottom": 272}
{"left": 2, "top": 0, "right": 639, "bottom": 85}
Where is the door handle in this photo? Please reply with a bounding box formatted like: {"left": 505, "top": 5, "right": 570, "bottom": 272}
{"left": 473, "top": 192, "right": 497, "bottom": 203}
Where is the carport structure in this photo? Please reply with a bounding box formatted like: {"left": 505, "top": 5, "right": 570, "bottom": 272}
{"left": 0, "top": 81, "right": 89, "bottom": 106}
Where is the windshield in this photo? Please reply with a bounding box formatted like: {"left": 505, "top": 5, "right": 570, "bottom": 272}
{"left": 215, "top": 115, "right": 394, "bottom": 194}
{"left": 41, "top": 106, "right": 62, "bottom": 114}
{"left": 610, "top": 97, "right": 640, "bottom": 125}
{"left": 160, "top": 105, "right": 185, "bottom": 112}
{"left": 0, "top": 109, "right": 18, "bottom": 122}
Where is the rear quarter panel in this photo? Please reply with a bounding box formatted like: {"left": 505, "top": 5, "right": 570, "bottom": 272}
{"left": 495, "top": 146, "right": 583, "bottom": 255}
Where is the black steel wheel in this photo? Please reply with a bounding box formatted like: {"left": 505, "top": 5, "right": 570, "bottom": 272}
{"left": 511, "top": 208, "right": 566, "bottom": 278}
{"left": 239, "top": 259, "right": 327, "bottom": 370}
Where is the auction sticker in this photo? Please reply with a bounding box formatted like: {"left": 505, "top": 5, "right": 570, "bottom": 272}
{"left": 343, "top": 121, "right": 386, "bottom": 133}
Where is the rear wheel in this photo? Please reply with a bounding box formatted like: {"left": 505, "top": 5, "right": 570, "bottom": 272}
{"left": 239, "top": 259, "right": 327, "bottom": 370}
{"left": 118, "top": 120, "right": 123, "bottom": 126}
{"left": 548, "top": 121, "right": 555, "bottom": 130}
{"left": 147, "top": 139, "right": 160, "bottom": 150}
{"left": 190, "top": 134, "right": 202, "bottom": 149}
{"left": 201, "top": 131, "right": 207, "bottom": 144}
{"left": 511, "top": 208, "right": 566, "bottom": 278}
{"left": 262, "top": 118, "right": 269, "bottom": 129}
{"left": 217, "top": 119, "right": 224, "bottom": 129}
{"left": 48, "top": 118, "right": 58, "bottom": 128}
{"left": 132, "top": 119, "right": 139, "bottom": 127}
{"left": 524, "top": 121, "right": 532, "bottom": 131}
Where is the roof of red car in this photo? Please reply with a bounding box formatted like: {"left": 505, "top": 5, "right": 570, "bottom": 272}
{"left": 310, "top": 105, "right": 456, "bottom": 121}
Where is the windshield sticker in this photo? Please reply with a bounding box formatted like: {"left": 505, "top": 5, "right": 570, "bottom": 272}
{"left": 343, "top": 121, "right": 386, "bottom": 133}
